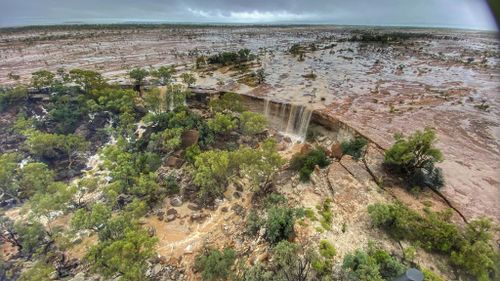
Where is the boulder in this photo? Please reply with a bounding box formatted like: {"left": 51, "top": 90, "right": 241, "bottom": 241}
{"left": 166, "top": 214, "right": 176, "bottom": 222}
{"left": 166, "top": 156, "right": 184, "bottom": 168}
{"left": 181, "top": 130, "right": 199, "bottom": 148}
{"left": 190, "top": 212, "right": 208, "bottom": 222}
{"left": 330, "top": 143, "right": 343, "bottom": 159}
{"left": 69, "top": 273, "right": 86, "bottom": 281}
{"left": 184, "top": 244, "right": 194, "bottom": 254}
{"left": 170, "top": 196, "right": 183, "bottom": 207}
{"left": 233, "top": 191, "right": 241, "bottom": 199}
{"left": 166, "top": 208, "right": 178, "bottom": 216}
{"left": 187, "top": 203, "right": 201, "bottom": 211}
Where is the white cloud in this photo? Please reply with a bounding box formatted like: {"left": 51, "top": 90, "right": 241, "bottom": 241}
{"left": 187, "top": 8, "right": 313, "bottom": 22}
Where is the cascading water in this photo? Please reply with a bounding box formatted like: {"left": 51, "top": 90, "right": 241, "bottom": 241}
{"left": 262, "top": 98, "right": 312, "bottom": 143}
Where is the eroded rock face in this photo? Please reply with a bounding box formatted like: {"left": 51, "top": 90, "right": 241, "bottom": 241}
{"left": 363, "top": 144, "right": 388, "bottom": 183}
{"left": 327, "top": 162, "right": 372, "bottom": 216}
{"left": 340, "top": 155, "right": 377, "bottom": 188}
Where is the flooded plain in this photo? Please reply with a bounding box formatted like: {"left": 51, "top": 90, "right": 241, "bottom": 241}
{"left": 1, "top": 25, "right": 499, "bottom": 222}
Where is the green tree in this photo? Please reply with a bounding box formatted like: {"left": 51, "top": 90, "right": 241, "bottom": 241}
{"left": 181, "top": 72, "right": 197, "bottom": 87}
{"left": 151, "top": 66, "right": 175, "bottom": 86}
{"left": 166, "top": 84, "right": 189, "bottom": 110}
{"left": 62, "top": 134, "right": 90, "bottom": 168}
{"left": 143, "top": 87, "right": 167, "bottom": 114}
{"left": 367, "top": 203, "right": 461, "bottom": 254}
{"left": 451, "top": 218, "right": 497, "bottom": 281}
{"left": 25, "top": 131, "right": 89, "bottom": 168}
{"left": 235, "top": 139, "right": 284, "bottom": 188}
{"left": 384, "top": 128, "right": 444, "bottom": 189}
{"left": 18, "top": 261, "right": 53, "bottom": 281}
{"left": 129, "top": 68, "right": 149, "bottom": 87}
{"left": 194, "top": 247, "right": 236, "bottom": 281}
{"left": 92, "top": 88, "right": 136, "bottom": 114}
{"left": 14, "top": 219, "right": 49, "bottom": 258}
{"left": 272, "top": 241, "right": 316, "bottom": 281}
{"left": 421, "top": 268, "right": 444, "bottom": 281}
{"left": 69, "top": 69, "right": 106, "bottom": 92}
{"left": 71, "top": 203, "right": 112, "bottom": 232}
{"left": 193, "top": 150, "right": 232, "bottom": 202}
{"left": 0, "top": 86, "right": 28, "bottom": 110}
{"left": 149, "top": 128, "right": 184, "bottom": 152}
{"left": 129, "top": 172, "right": 164, "bottom": 206}
{"left": 208, "top": 112, "right": 237, "bottom": 134}
{"left": 0, "top": 153, "right": 22, "bottom": 202}
{"left": 19, "top": 163, "right": 55, "bottom": 197}
{"left": 240, "top": 111, "right": 267, "bottom": 135}
{"left": 28, "top": 182, "right": 75, "bottom": 220}
{"left": 451, "top": 240, "right": 495, "bottom": 281}
{"left": 86, "top": 227, "right": 157, "bottom": 281}
{"left": 31, "top": 70, "right": 55, "bottom": 89}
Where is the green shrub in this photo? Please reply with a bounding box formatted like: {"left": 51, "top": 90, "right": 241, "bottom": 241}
{"left": 128, "top": 68, "right": 149, "bottom": 86}
{"left": 240, "top": 111, "right": 267, "bottom": 135}
{"left": 304, "top": 208, "right": 317, "bottom": 221}
{"left": 18, "top": 261, "right": 53, "bottom": 281}
{"left": 185, "top": 144, "right": 201, "bottom": 163}
{"left": 368, "top": 203, "right": 461, "bottom": 253}
{"left": 208, "top": 112, "right": 237, "bottom": 134}
{"left": 341, "top": 137, "right": 368, "bottom": 159}
{"left": 290, "top": 147, "right": 330, "bottom": 181}
{"left": 367, "top": 243, "right": 406, "bottom": 279}
{"left": 207, "top": 49, "right": 255, "bottom": 66}
{"left": 317, "top": 199, "right": 333, "bottom": 230}
{"left": 194, "top": 248, "right": 236, "bottom": 281}
{"left": 265, "top": 206, "right": 297, "bottom": 244}
{"left": 86, "top": 226, "right": 157, "bottom": 281}
{"left": 31, "top": 70, "right": 55, "bottom": 89}
{"left": 450, "top": 219, "right": 498, "bottom": 281}
{"left": 368, "top": 203, "right": 499, "bottom": 280}
{"left": 342, "top": 249, "right": 384, "bottom": 281}
{"left": 319, "top": 240, "right": 336, "bottom": 259}
{"left": 422, "top": 268, "right": 444, "bottom": 281}
{"left": 0, "top": 87, "right": 28, "bottom": 111}
{"left": 209, "top": 92, "right": 246, "bottom": 113}
{"left": 263, "top": 193, "right": 288, "bottom": 208}
{"left": 246, "top": 210, "right": 262, "bottom": 236}
{"left": 164, "top": 174, "right": 179, "bottom": 195}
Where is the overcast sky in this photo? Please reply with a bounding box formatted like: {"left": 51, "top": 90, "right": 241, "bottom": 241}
{"left": 0, "top": 0, "right": 497, "bottom": 30}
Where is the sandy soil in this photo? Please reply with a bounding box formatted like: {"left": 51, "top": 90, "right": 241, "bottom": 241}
{"left": 0, "top": 25, "right": 498, "bottom": 223}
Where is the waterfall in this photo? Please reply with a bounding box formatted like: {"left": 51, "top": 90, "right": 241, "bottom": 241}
{"left": 262, "top": 98, "right": 312, "bottom": 143}
{"left": 264, "top": 98, "right": 270, "bottom": 117}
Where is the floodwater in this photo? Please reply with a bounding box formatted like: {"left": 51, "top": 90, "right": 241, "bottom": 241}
{"left": 0, "top": 25, "right": 498, "bottom": 222}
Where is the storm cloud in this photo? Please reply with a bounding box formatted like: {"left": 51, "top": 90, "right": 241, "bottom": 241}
{"left": 0, "top": 0, "right": 497, "bottom": 30}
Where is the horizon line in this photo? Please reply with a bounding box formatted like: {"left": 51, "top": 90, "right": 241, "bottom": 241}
{"left": 0, "top": 20, "right": 498, "bottom": 32}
